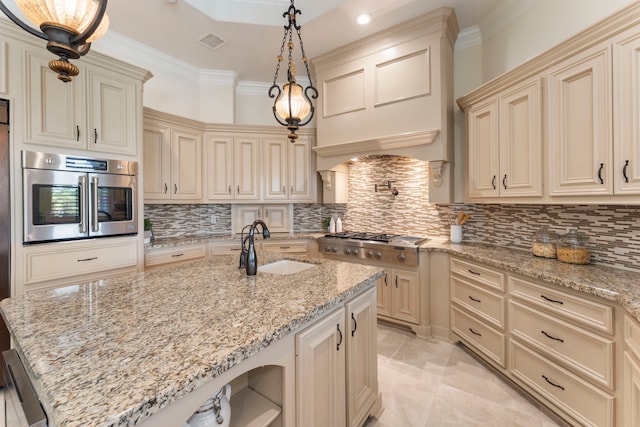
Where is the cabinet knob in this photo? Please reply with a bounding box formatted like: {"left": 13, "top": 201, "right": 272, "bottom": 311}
{"left": 398, "top": 253, "right": 406, "bottom": 262}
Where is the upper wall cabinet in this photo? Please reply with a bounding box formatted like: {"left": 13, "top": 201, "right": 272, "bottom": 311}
{"left": 143, "top": 114, "right": 203, "bottom": 202}
{"left": 467, "top": 78, "right": 542, "bottom": 200}
{"left": 263, "top": 135, "right": 315, "bottom": 201}
{"left": 547, "top": 46, "right": 613, "bottom": 197}
{"left": 458, "top": 2, "right": 640, "bottom": 204}
{"left": 205, "top": 133, "right": 261, "bottom": 202}
{"left": 24, "top": 49, "right": 142, "bottom": 156}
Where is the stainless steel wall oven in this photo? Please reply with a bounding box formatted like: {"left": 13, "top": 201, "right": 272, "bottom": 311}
{"left": 22, "top": 151, "right": 138, "bottom": 244}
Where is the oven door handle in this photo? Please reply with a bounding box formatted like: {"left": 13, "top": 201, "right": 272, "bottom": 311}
{"left": 91, "top": 176, "right": 99, "bottom": 232}
{"left": 79, "top": 175, "right": 88, "bottom": 234}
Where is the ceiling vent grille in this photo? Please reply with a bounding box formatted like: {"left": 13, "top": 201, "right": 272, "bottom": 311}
{"left": 198, "top": 33, "right": 227, "bottom": 51}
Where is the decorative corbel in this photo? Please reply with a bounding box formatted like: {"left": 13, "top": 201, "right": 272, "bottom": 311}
{"left": 318, "top": 170, "right": 335, "bottom": 190}
{"left": 430, "top": 161, "right": 447, "bottom": 187}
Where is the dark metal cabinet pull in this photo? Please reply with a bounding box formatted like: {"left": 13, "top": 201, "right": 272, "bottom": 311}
{"left": 77, "top": 257, "right": 98, "bottom": 262}
{"left": 384, "top": 274, "right": 388, "bottom": 286}
{"left": 395, "top": 276, "right": 398, "bottom": 288}
{"left": 491, "top": 175, "right": 496, "bottom": 190}
{"left": 174, "top": 184, "right": 178, "bottom": 194}
{"left": 623, "top": 160, "right": 630, "bottom": 183}
{"left": 164, "top": 183, "right": 168, "bottom": 194}
{"left": 351, "top": 313, "right": 357, "bottom": 337}
{"left": 228, "top": 185, "right": 231, "bottom": 195}
{"left": 336, "top": 324, "right": 343, "bottom": 350}
{"left": 502, "top": 174, "right": 507, "bottom": 190}
{"left": 468, "top": 295, "right": 481, "bottom": 303}
{"left": 541, "top": 330, "right": 564, "bottom": 343}
{"left": 94, "top": 128, "right": 98, "bottom": 144}
{"left": 598, "top": 163, "right": 604, "bottom": 184}
{"left": 540, "top": 294, "right": 564, "bottom": 305}
{"left": 171, "top": 253, "right": 184, "bottom": 258}
{"left": 469, "top": 328, "right": 482, "bottom": 337}
{"left": 76, "top": 125, "right": 80, "bottom": 141}
{"left": 468, "top": 269, "right": 481, "bottom": 276}
{"left": 542, "top": 375, "right": 565, "bottom": 391}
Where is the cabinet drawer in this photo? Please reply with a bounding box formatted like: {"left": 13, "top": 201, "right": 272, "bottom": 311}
{"left": 209, "top": 242, "right": 243, "bottom": 255}
{"left": 25, "top": 238, "right": 137, "bottom": 284}
{"left": 145, "top": 244, "right": 207, "bottom": 267}
{"left": 451, "top": 305, "right": 506, "bottom": 367}
{"left": 261, "top": 241, "right": 308, "bottom": 253}
{"left": 509, "top": 276, "right": 614, "bottom": 335}
{"left": 450, "top": 257, "right": 505, "bottom": 291}
{"left": 510, "top": 340, "right": 614, "bottom": 427}
{"left": 510, "top": 300, "right": 614, "bottom": 390}
{"left": 451, "top": 276, "right": 505, "bottom": 330}
{"left": 624, "top": 314, "right": 640, "bottom": 360}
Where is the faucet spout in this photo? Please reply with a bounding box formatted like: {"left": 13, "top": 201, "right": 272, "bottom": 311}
{"left": 243, "top": 220, "right": 270, "bottom": 276}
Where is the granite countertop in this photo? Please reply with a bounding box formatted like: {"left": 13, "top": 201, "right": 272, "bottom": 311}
{"left": 145, "top": 232, "right": 325, "bottom": 250}
{"left": 421, "top": 239, "right": 640, "bottom": 321}
{"left": 0, "top": 253, "right": 382, "bottom": 427}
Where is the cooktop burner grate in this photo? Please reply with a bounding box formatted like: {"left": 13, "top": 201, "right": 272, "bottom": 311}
{"left": 324, "top": 231, "right": 401, "bottom": 242}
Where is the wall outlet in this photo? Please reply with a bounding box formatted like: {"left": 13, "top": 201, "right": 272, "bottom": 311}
{"left": 210, "top": 215, "right": 217, "bottom": 224}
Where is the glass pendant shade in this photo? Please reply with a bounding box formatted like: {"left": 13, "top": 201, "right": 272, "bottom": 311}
{"left": 15, "top": 0, "right": 105, "bottom": 35}
{"left": 86, "top": 12, "right": 108, "bottom": 42}
{"left": 275, "top": 82, "right": 312, "bottom": 123}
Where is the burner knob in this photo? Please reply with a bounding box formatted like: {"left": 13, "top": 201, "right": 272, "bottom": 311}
{"left": 331, "top": 247, "right": 338, "bottom": 253}
{"left": 324, "top": 247, "right": 331, "bottom": 252}
{"left": 398, "top": 253, "right": 406, "bottom": 262}
{"left": 353, "top": 249, "right": 359, "bottom": 255}
{"left": 375, "top": 251, "right": 382, "bottom": 259}
{"left": 345, "top": 248, "right": 351, "bottom": 255}
{"left": 366, "top": 250, "right": 373, "bottom": 258}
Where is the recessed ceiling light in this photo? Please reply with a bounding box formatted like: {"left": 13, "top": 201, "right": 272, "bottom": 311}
{"left": 356, "top": 13, "right": 371, "bottom": 25}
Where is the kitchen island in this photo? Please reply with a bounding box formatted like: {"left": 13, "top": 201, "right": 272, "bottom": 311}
{"left": 0, "top": 253, "right": 383, "bottom": 427}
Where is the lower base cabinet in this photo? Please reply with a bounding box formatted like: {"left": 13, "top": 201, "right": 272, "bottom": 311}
{"left": 296, "top": 288, "right": 379, "bottom": 427}
{"left": 377, "top": 268, "right": 420, "bottom": 325}
{"left": 624, "top": 314, "right": 640, "bottom": 427}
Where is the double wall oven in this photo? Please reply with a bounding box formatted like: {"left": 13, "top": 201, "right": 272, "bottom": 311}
{"left": 22, "top": 150, "right": 138, "bottom": 244}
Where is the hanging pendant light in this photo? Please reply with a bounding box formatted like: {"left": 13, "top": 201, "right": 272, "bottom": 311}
{"left": 0, "top": 0, "right": 109, "bottom": 82}
{"left": 268, "top": 0, "right": 318, "bottom": 142}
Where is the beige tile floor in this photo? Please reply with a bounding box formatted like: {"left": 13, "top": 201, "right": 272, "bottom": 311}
{"left": 366, "top": 322, "right": 564, "bottom": 427}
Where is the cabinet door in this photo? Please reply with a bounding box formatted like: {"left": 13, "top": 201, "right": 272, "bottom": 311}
{"left": 625, "top": 352, "right": 640, "bottom": 427}
{"left": 264, "top": 205, "right": 290, "bottom": 233}
{"left": 234, "top": 136, "right": 261, "bottom": 200}
{"left": 235, "top": 206, "right": 261, "bottom": 233}
{"left": 296, "top": 307, "right": 346, "bottom": 427}
{"left": 467, "top": 98, "right": 499, "bottom": 198}
{"left": 391, "top": 269, "right": 420, "bottom": 324}
{"left": 143, "top": 123, "right": 171, "bottom": 200}
{"left": 547, "top": 45, "right": 613, "bottom": 196}
{"left": 614, "top": 31, "right": 640, "bottom": 195}
{"left": 376, "top": 271, "right": 392, "bottom": 317}
{"left": 289, "top": 135, "right": 314, "bottom": 200}
{"left": 88, "top": 68, "right": 137, "bottom": 155}
{"left": 170, "top": 129, "right": 202, "bottom": 200}
{"left": 24, "top": 50, "right": 85, "bottom": 149}
{"left": 205, "top": 134, "right": 235, "bottom": 200}
{"left": 499, "top": 78, "right": 543, "bottom": 197}
{"left": 263, "top": 136, "right": 288, "bottom": 200}
{"left": 346, "top": 289, "right": 378, "bottom": 427}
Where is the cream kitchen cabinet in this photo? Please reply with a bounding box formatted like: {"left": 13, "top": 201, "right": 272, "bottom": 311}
{"left": 232, "top": 205, "right": 290, "bottom": 233}
{"left": 144, "top": 243, "right": 207, "bottom": 268}
{"left": 377, "top": 268, "right": 420, "bottom": 326}
{"left": 24, "top": 49, "right": 140, "bottom": 156}
{"left": 466, "top": 78, "right": 542, "bottom": 200}
{"left": 624, "top": 314, "right": 640, "bottom": 427}
{"left": 143, "top": 118, "right": 202, "bottom": 202}
{"left": 613, "top": 28, "right": 640, "bottom": 195}
{"left": 296, "top": 287, "right": 379, "bottom": 427}
{"left": 547, "top": 44, "right": 613, "bottom": 197}
{"left": 449, "top": 257, "right": 507, "bottom": 368}
{"left": 263, "top": 135, "right": 315, "bottom": 201}
{"left": 205, "top": 133, "right": 260, "bottom": 202}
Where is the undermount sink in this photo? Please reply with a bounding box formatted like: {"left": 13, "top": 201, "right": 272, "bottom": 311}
{"left": 259, "top": 260, "right": 316, "bottom": 275}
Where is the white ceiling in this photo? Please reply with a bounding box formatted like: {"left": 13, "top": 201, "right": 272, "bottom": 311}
{"left": 5, "top": 0, "right": 509, "bottom": 82}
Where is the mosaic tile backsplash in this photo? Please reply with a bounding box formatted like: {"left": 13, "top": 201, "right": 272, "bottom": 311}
{"left": 144, "top": 155, "right": 640, "bottom": 272}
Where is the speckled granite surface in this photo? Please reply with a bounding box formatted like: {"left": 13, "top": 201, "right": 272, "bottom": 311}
{"left": 422, "top": 240, "right": 640, "bottom": 321}
{"left": 0, "top": 253, "right": 382, "bottom": 427}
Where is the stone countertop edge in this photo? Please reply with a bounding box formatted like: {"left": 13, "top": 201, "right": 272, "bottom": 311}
{"left": 420, "top": 239, "right": 640, "bottom": 322}
{"left": 0, "top": 254, "right": 383, "bottom": 427}
{"left": 145, "top": 232, "right": 325, "bottom": 249}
